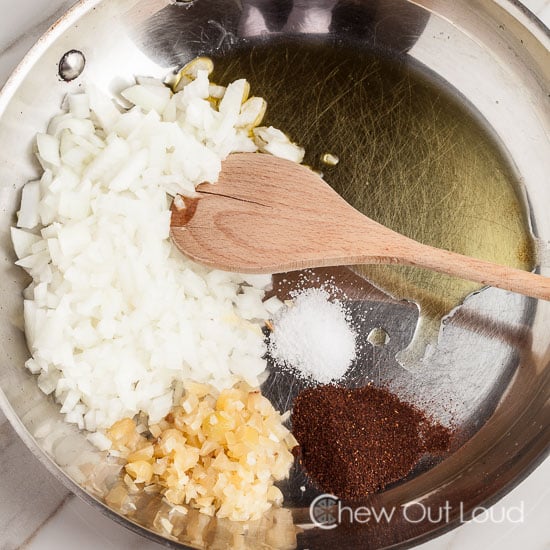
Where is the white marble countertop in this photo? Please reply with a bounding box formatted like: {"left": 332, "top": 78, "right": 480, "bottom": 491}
{"left": 0, "top": 1, "right": 549, "bottom": 549}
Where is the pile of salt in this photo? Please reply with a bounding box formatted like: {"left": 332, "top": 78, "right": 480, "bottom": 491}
{"left": 268, "top": 288, "right": 356, "bottom": 383}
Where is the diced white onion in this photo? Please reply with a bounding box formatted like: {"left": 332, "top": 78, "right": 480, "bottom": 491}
{"left": 253, "top": 126, "right": 305, "bottom": 163}
{"left": 17, "top": 181, "right": 41, "bottom": 229}
{"left": 36, "top": 134, "right": 61, "bottom": 169}
{"left": 11, "top": 227, "right": 40, "bottom": 259}
{"left": 13, "top": 64, "right": 304, "bottom": 434}
{"left": 121, "top": 84, "right": 172, "bottom": 115}
{"left": 68, "top": 93, "right": 91, "bottom": 119}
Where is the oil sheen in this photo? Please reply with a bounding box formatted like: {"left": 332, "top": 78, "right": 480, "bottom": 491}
{"left": 212, "top": 41, "right": 535, "bottom": 367}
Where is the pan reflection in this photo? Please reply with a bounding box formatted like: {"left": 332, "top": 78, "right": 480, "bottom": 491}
{"left": 238, "top": 0, "right": 429, "bottom": 52}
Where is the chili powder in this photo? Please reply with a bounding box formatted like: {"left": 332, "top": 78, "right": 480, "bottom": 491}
{"left": 292, "top": 384, "right": 451, "bottom": 500}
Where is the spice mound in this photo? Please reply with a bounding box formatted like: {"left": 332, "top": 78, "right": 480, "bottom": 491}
{"left": 292, "top": 384, "right": 451, "bottom": 500}
{"left": 268, "top": 288, "right": 357, "bottom": 383}
{"left": 107, "top": 381, "right": 297, "bottom": 521}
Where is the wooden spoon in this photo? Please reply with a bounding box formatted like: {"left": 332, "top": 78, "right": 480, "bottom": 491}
{"left": 170, "top": 152, "right": 550, "bottom": 301}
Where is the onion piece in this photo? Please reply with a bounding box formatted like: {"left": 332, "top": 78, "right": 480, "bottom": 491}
{"left": 121, "top": 84, "right": 172, "bottom": 115}
{"left": 17, "top": 181, "right": 41, "bottom": 229}
{"left": 68, "top": 93, "right": 91, "bottom": 119}
{"left": 36, "top": 134, "right": 61, "bottom": 169}
{"left": 11, "top": 227, "right": 41, "bottom": 259}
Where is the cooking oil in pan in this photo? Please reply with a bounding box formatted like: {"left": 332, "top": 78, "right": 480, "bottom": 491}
{"left": 212, "top": 41, "right": 535, "bottom": 368}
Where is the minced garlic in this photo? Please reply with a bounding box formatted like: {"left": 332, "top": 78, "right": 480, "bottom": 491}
{"left": 107, "top": 381, "right": 296, "bottom": 522}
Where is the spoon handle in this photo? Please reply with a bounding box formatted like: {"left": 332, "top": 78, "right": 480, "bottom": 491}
{"left": 398, "top": 239, "right": 549, "bottom": 301}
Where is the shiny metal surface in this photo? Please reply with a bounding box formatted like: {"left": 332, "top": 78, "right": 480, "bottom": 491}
{"left": 0, "top": 0, "right": 548, "bottom": 548}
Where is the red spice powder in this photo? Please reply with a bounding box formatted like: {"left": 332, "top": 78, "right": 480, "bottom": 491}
{"left": 292, "top": 384, "right": 451, "bottom": 500}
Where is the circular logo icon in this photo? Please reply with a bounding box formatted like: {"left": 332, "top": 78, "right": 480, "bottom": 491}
{"left": 310, "top": 494, "right": 339, "bottom": 530}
